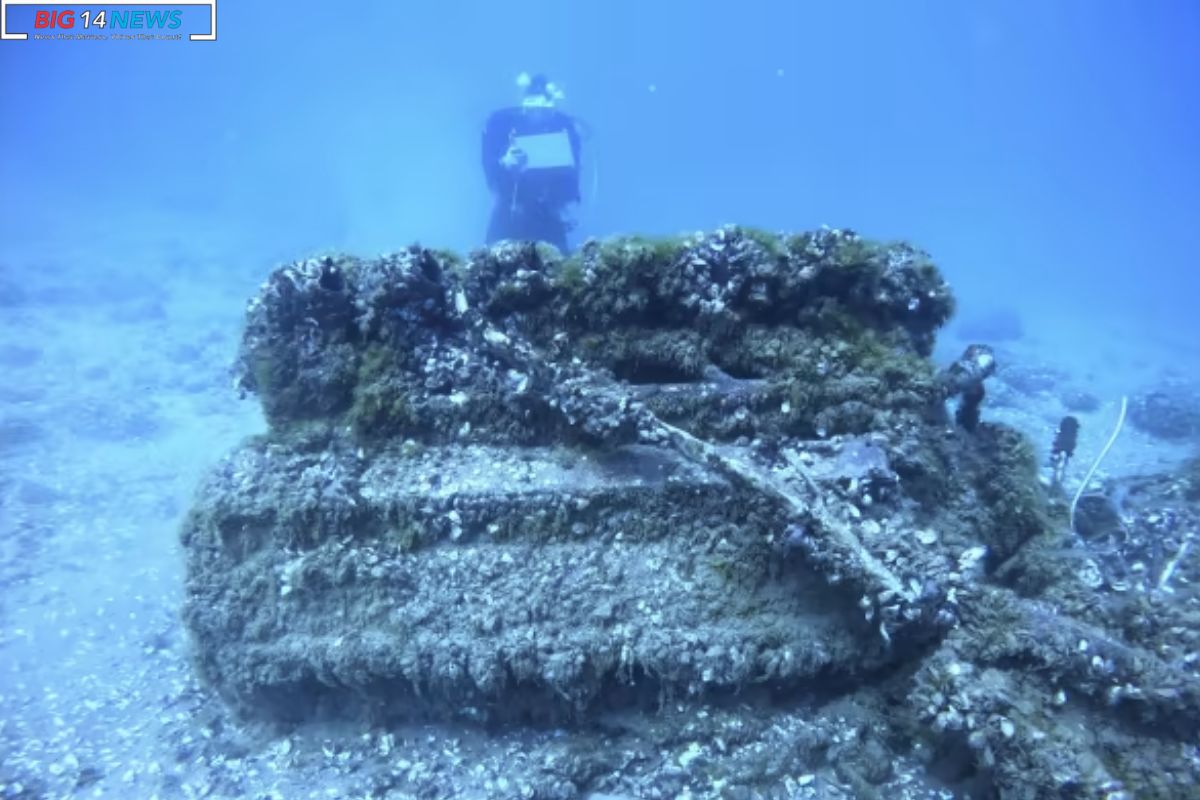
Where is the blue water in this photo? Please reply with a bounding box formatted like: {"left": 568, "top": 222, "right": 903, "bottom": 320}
{"left": 1, "top": 2, "right": 1198, "bottom": 798}
{"left": 3, "top": 1, "right": 1198, "bottom": 338}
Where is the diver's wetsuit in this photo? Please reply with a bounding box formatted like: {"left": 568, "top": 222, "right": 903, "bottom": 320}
{"left": 482, "top": 106, "right": 581, "bottom": 253}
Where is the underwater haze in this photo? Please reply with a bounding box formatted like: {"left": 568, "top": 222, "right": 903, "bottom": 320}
{"left": 3, "top": 1, "right": 1199, "bottom": 339}
{"left": 3, "top": 2, "right": 1200, "bottom": 799}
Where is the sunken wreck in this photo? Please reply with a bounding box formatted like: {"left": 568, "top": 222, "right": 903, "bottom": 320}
{"left": 180, "top": 227, "right": 1200, "bottom": 799}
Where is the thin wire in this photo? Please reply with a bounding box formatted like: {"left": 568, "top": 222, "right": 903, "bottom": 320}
{"left": 1070, "top": 396, "right": 1128, "bottom": 532}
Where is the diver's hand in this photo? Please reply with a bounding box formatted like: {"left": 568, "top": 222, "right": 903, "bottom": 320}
{"left": 500, "top": 146, "right": 527, "bottom": 170}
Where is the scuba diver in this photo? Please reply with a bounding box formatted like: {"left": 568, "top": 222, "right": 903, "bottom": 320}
{"left": 482, "top": 72, "right": 582, "bottom": 253}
